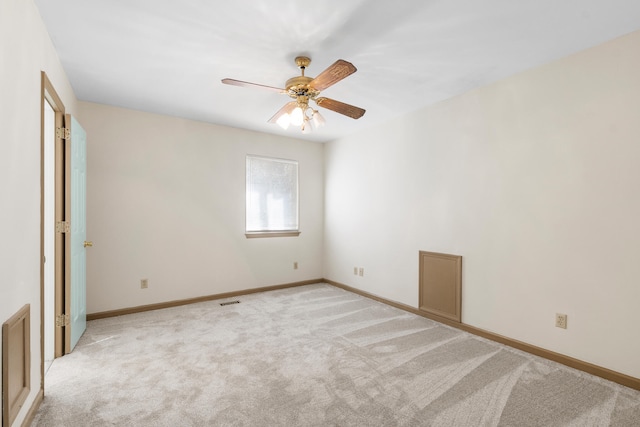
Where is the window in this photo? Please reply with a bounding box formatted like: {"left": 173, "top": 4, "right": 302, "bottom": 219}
{"left": 245, "top": 155, "right": 300, "bottom": 238}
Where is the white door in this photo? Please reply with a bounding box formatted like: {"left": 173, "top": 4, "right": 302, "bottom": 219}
{"left": 66, "top": 115, "right": 87, "bottom": 351}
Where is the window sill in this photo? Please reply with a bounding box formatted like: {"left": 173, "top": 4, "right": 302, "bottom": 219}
{"left": 245, "top": 231, "right": 301, "bottom": 239}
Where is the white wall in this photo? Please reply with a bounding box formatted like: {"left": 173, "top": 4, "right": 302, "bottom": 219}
{"left": 0, "top": 1, "right": 78, "bottom": 425}
{"left": 78, "top": 102, "right": 324, "bottom": 314}
{"left": 324, "top": 30, "right": 640, "bottom": 379}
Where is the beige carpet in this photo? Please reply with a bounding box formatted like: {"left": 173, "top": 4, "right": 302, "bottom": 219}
{"left": 33, "top": 284, "right": 640, "bottom": 426}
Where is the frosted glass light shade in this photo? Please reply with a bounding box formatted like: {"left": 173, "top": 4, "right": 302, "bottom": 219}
{"left": 290, "top": 107, "right": 304, "bottom": 126}
{"left": 312, "top": 110, "right": 326, "bottom": 128}
{"left": 276, "top": 113, "right": 291, "bottom": 129}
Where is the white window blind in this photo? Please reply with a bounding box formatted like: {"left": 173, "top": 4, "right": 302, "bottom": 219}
{"left": 246, "top": 155, "right": 299, "bottom": 233}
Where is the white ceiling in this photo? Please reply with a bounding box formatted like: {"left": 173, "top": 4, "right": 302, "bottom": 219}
{"left": 34, "top": 0, "right": 640, "bottom": 143}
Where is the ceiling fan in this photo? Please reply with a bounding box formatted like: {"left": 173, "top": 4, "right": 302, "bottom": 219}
{"left": 222, "top": 56, "right": 365, "bottom": 133}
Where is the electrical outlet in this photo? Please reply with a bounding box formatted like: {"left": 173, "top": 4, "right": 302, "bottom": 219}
{"left": 353, "top": 267, "right": 358, "bottom": 275}
{"left": 141, "top": 279, "right": 148, "bottom": 289}
{"left": 358, "top": 268, "right": 364, "bottom": 277}
{"left": 555, "top": 313, "right": 567, "bottom": 329}
{"left": 293, "top": 262, "right": 298, "bottom": 270}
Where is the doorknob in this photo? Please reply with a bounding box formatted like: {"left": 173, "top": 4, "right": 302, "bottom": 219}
{"left": 84, "top": 241, "right": 93, "bottom": 248}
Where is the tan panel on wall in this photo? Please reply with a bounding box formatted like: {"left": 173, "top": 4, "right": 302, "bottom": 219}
{"left": 419, "top": 251, "right": 462, "bottom": 322}
{"left": 2, "top": 304, "right": 31, "bottom": 427}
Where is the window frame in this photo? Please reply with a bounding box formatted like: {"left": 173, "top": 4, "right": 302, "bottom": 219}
{"left": 245, "top": 155, "right": 300, "bottom": 238}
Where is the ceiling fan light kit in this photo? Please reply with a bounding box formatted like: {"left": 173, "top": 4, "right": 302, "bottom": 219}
{"left": 222, "top": 56, "right": 365, "bottom": 134}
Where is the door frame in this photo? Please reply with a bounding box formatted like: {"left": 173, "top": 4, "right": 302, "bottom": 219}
{"left": 40, "top": 72, "right": 67, "bottom": 389}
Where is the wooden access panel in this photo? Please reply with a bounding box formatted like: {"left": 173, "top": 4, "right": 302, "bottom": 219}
{"left": 2, "top": 304, "right": 31, "bottom": 427}
{"left": 419, "top": 251, "right": 462, "bottom": 322}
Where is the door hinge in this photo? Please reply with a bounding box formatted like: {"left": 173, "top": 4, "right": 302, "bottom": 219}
{"left": 56, "top": 127, "right": 70, "bottom": 140}
{"left": 56, "top": 221, "right": 70, "bottom": 233}
{"left": 56, "top": 314, "right": 70, "bottom": 327}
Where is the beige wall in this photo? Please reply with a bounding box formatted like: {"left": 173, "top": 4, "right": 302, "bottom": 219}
{"left": 77, "top": 102, "right": 324, "bottom": 314}
{"left": 0, "top": 0, "right": 78, "bottom": 425}
{"left": 324, "top": 30, "right": 640, "bottom": 379}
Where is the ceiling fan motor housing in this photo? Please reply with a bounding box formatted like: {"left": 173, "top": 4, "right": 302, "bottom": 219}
{"left": 286, "top": 76, "right": 318, "bottom": 99}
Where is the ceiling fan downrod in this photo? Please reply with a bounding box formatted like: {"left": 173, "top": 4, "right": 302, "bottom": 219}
{"left": 295, "top": 56, "right": 311, "bottom": 76}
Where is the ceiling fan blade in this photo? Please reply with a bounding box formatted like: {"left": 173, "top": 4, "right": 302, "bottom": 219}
{"left": 315, "top": 97, "right": 365, "bottom": 119}
{"left": 309, "top": 60, "right": 357, "bottom": 91}
{"left": 268, "top": 101, "right": 297, "bottom": 123}
{"left": 221, "top": 78, "right": 285, "bottom": 93}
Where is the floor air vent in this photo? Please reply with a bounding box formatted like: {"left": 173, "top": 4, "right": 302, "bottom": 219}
{"left": 219, "top": 300, "right": 240, "bottom": 306}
